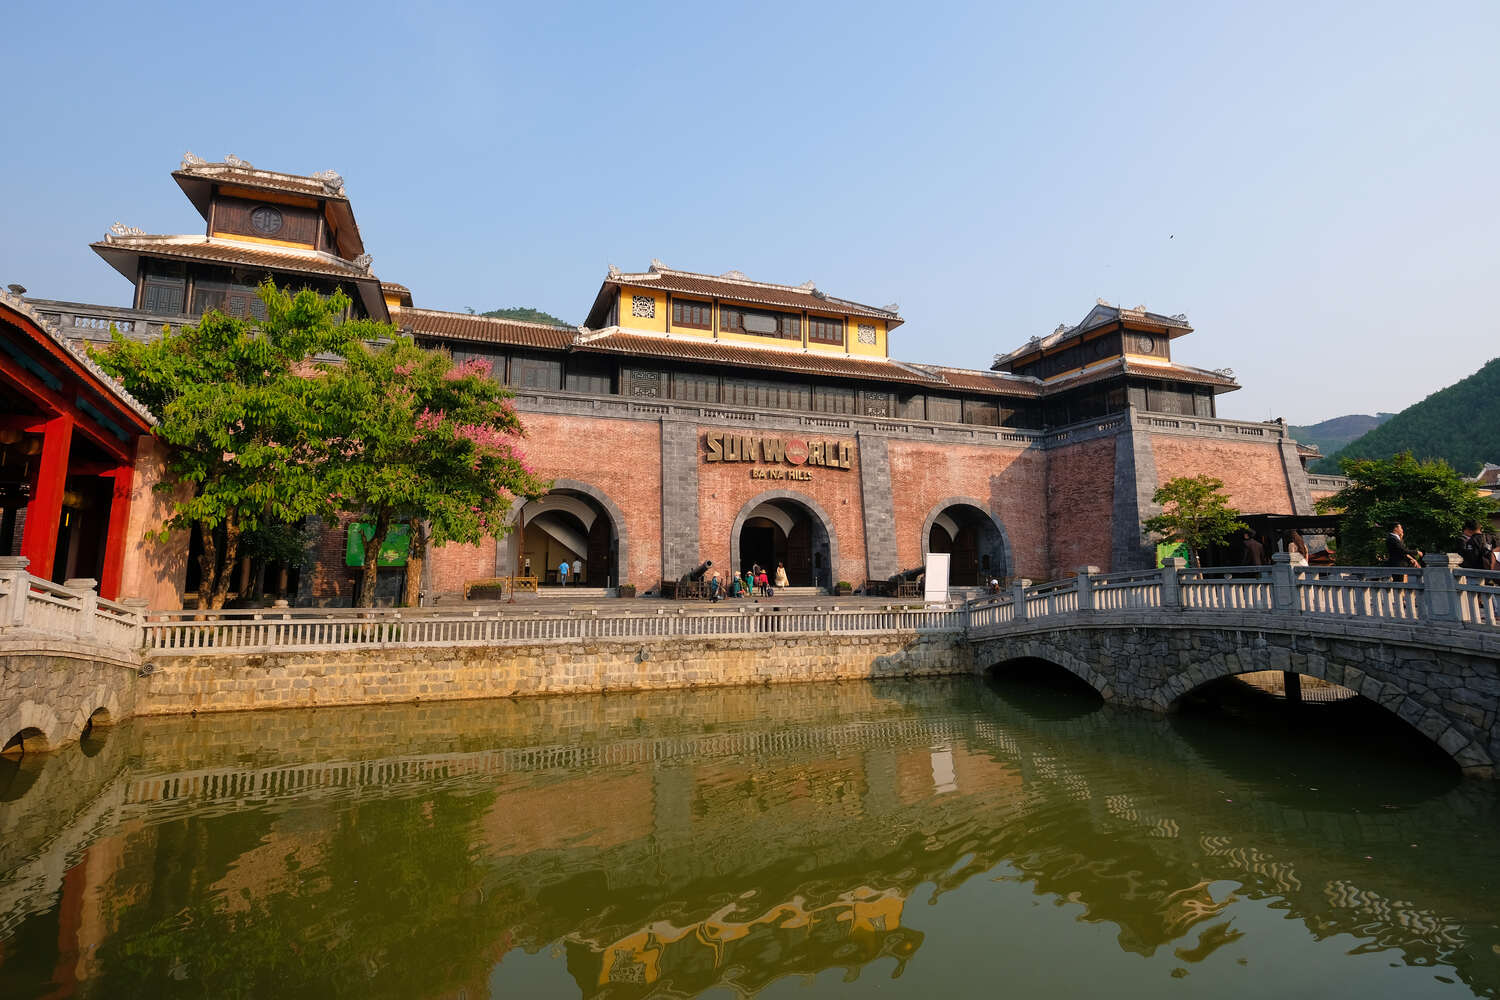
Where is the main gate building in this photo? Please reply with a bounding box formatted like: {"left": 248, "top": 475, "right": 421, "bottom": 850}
{"left": 3, "top": 156, "right": 1333, "bottom": 606}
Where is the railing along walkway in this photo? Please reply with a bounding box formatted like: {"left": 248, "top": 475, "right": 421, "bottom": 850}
{"left": 967, "top": 555, "right": 1500, "bottom": 640}
{"left": 141, "top": 604, "right": 967, "bottom": 653}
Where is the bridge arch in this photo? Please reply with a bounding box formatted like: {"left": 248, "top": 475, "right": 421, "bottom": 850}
{"left": 730, "top": 490, "right": 840, "bottom": 588}
{"left": 920, "top": 497, "right": 1011, "bottom": 586}
{"left": 972, "top": 625, "right": 1497, "bottom": 776}
{"left": 501, "top": 478, "right": 630, "bottom": 587}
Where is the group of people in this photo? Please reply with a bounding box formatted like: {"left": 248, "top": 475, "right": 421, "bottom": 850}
{"left": 522, "top": 557, "right": 585, "bottom": 585}
{"left": 1233, "top": 528, "right": 1312, "bottom": 567}
{"left": 708, "top": 562, "right": 790, "bottom": 602}
{"left": 1383, "top": 520, "right": 1498, "bottom": 571}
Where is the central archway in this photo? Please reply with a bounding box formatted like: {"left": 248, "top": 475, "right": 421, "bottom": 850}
{"left": 921, "top": 498, "right": 1010, "bottom": 586}
{"left": 501, "top": 479, "right": 627, "bottom": 587}
{"left": 730, "top": 491, "right": 839, "bottom": 588}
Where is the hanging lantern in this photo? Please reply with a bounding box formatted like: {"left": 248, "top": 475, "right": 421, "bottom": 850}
{"left": 0, "top": 428, "right": 22, "bottom": 445}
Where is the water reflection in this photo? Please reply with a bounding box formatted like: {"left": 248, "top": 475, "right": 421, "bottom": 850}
{"left": 0, "top": 677, "right": 1496, "bottom": 998}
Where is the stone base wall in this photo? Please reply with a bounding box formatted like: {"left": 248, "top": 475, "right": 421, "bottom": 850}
{"left": 137, "top": 633, "right": 973, "bottom": 717}
{"left": 0, "top": 639, "right": 140, "bottom": 752}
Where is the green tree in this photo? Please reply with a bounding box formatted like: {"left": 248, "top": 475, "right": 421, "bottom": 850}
{"left": 1142, "top": 475, "right": 1247, "bottom": 567}
{"left": 94, "top": 285, "right": 353, "bottom": 608}
{"left": 480, "top": 305, "right": 570, "bottom": 326}
{"left": 318, "top": 337, "right": 549, "bottom": 606}
{"left": 1315, "top": 452, "right": 1497, "bottom": 564}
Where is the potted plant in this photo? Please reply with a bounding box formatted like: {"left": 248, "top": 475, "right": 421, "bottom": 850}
{"left": 617, "top": 582, "right": 637, "bottom": 598}
{"left": 835, "top": 580, "right": 853, "bottom": 596}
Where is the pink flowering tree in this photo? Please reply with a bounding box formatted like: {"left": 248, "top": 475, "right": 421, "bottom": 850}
{"left": 316, "top": 338, "right": 549, "bottom": 606}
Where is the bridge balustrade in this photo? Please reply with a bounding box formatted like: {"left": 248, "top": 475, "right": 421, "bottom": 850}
{"left": 1456, "top": 569, "right": 1500, "bottom": 626}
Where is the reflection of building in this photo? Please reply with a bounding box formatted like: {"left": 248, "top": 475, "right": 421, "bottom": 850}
{"left": 14, "top": 155, "right": 1327, "bottom": 603}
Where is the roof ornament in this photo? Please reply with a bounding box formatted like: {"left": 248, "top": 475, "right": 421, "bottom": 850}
{"left": 107, "top": 222, "right": 145, "bottom": 238}
{"left": 180, "top": 151, "right": 206, "bottom": 169}
{"left": 1052, "top": 323, "right": 1069, "bottom": 336}
{"left": 1030, "top": 335, "right": 1045, "bottom": 347}
{"left": 224, "top": 153, "right": 253, "bottom": 169}
{"left": 1096, "top": 297, "right": 1112, "bottom": 306}
{"left": 607, "top": 264, "right": 621, "bottom": 278}
{"left": 720, "top": 270, "right": 747, "bottom": 280}
{"left": 353, "top": 253, "right": 374, "bottom": 274}
{"left": 311, "top": 169, "right": 344, "bottom": 193}
{"left": 1171, "top": 313, "right": 1188, "bottom": 323}
{"left": 881, "top": 302, "right": 899, "bottom": 314}
{"left": 796, "top": 280, "right": 816, "bottom": 291}
{"left": 649, "top": 258, "right": 667, "bottom": 271}
{"left": 1213, "top": 367, "right": 1236, "bottom": 379}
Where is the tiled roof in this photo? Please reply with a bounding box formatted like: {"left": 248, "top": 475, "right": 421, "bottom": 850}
{"left": 92, "top": 235, "right": 372, "bottom": 280}
{"left": 172, "top": 162, "right": 347, "bottom": 202}
{"left": 572, "top": 331, "right": 942, "bottom": 385}
{"left": 401, "top": 308, "right": 577, "bottom": 350}
{"left": 1044, "top": 356, "right": 1239, "bottom": 393}
{"left": 994, "top": 301, "right": 1193, "bottom": 369}
{"left": 906, "top": 364, "right": 1044, "bottom": 397}
{"left": 592, "top": 263, "right": 902, "bottom": 325}
{"left": 0, "top": 291, "right": 156, "bottom": 425}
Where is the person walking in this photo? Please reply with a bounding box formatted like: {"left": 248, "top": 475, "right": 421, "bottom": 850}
{"left": 708, "top": 570, "right": 721, "bottom": 603}
{"left": 774, "top": 563, "right": 789, "bottom": 589}
{"left": 756, "top": 568, "right": 770, "bottom": 596}
{"left": 572, "top": 559, "right": 583, "bottom": 586}
{"left": 1385, "top": 522, "right": 1422, "bottom": 582}
{"left": 557, "top": 559, "right": 569, "bottom": 587}
{"left": 1283, "top": 530, "right": 1309, "bottom": 566}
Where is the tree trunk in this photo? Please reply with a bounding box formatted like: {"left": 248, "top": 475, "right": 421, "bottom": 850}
{"left": 210, "top": 515, "right": 241, "bottom": 610}
{"left": 403, "top": 519, "right": 429, "bottom": 607}
{"left": 197, "top": 520, "right": 218, "bottom": 611}
{"left": 248, "top": 556, "right": 266, "bottom": 602}
{"left": 358, "top": 508, "right": 392, "bottom": 609}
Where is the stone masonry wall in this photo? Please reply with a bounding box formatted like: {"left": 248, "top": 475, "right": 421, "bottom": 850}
{"left": 1045, "top": 436, "right": 1117, "bottom": 579}
{"left": 1150, "top": 435, "right": 1295, "bottom": 514}
{"left": 138, "top": 632, "right": 973, "bottom": 716}
{"left": 886, "top": 440, "right": 1048, "bottom": 582}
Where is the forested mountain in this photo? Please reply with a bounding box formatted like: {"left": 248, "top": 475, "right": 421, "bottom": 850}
{"left": 1313, "top": 357, "right": 1500, "bottom": 475}
{"left": 1288, "top": 412, "right": 1395, "bottom": 458}
{"left": 481, "top": 306, "right": 571, "bottom": 327}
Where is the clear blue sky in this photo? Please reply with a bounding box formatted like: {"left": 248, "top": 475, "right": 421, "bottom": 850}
{"left": 6, "top": 1, "right": 1497, "bottom": 424}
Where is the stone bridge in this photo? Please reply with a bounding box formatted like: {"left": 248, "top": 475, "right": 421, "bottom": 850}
{"left": 4, "top": 553, "right": 1500, "bottom": 776}
{"left": 968, "top": 555, "right": 1500, "bottom": 776}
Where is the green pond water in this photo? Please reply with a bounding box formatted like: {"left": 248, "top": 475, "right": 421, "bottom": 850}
{"left": 1, "top": 673, "right": 1497, "bottom": 999}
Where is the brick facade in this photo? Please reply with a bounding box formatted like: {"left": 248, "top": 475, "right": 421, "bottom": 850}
{"left": 287, "top": 404, "right": 1321, "bottom": 605}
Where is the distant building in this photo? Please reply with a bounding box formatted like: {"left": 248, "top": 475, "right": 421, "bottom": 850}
{"left": 3, "top": 156, "right": 1326, "bottom": 606}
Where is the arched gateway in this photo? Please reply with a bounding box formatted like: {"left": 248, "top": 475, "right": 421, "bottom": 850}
{"left": 501, "top": 480, "right": 627, "bottom": 587}
{"left": 921, "top": 498, "right": 1010, "bottom": 585}
{"left": 730, "top": 491, "right": 839, "bottom": 588}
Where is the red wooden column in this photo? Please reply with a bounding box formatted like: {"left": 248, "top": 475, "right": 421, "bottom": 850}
{"left": 98, "top": 465, "right": 134, "bottom": 600}
{"left": 21, "top": 413, "right": 73, "bottom": 581}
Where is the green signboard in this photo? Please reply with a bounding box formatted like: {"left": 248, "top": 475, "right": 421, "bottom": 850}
{"left": 346, "top": 522, "right": 411, "bottom": 567}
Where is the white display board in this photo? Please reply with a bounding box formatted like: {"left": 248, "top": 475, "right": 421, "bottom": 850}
{"left": 923, "top": 552, "right": 951, "bottom": 605}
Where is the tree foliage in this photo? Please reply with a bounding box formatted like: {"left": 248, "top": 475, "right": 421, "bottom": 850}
{"left": 1142, "top": 475, "right": 1247, "bottom": 567}
{"left": 480, "top": 306, "right": 570, "bottom": 327}
{"left": 317, "top": 336, "right": 550, "bottom": 607}
{"left": 1315, "top": 452, "right": 1497, "bottom": 565}
{"left": 94, "top": 286, "right": 352, "bottom": 607}
{"left": 1313, "top": 357, "right": 1500, "bottom": 475}
{"left": 96, "top": 283, "right": 550, "bottom": 608}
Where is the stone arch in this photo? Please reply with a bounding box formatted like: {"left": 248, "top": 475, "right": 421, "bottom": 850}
{"left": 729, "top": 489, "right": 841, "bottom": 589}
{"left": 920, "top": 497, "right": 1012, "bottom": 585}
{"left": 500, "top": 478, "right": 630, "bottom": 587}
{"left": 1, "top": 727, "right": 50, "bottom": 758}
{"left": 975, "top": 638, "right": 1112, "bottom": 698}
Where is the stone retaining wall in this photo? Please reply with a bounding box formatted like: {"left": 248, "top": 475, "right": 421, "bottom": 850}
{"left": 137, "top": 632, "right": 972, "bottom": 717}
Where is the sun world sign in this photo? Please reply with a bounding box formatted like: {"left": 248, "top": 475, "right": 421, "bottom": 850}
{"left": 703, "top": 431, "right": 853, "bottom": 481}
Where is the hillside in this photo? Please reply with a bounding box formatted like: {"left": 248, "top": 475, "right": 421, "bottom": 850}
{"left": 1288, "top": 412, "right": 1395, "bottom": 458}
{"left": 482, "top": 306, "right": 571, "bottom": 327}
{"left": 1313, "top": 357, "right": 1500, "bottom": 475}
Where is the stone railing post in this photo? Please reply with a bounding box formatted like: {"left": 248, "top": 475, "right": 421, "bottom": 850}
{"left": 1076, "top": 566, "right": 1100, "bottom": 612}
{"left": 1270, "top": 553, "right": 1298, "bottom": 613}
{"left": 1421, "top": 553, "right": 1462, "bottom": 623}
{"left": 1160, "top": 557, "right": 1185, "bottom": 611}
{"left": 0, "top": 556, "right": 31, "bottom": 628}
{"left": 64, "top": 578, "right": 100, "bottom": 639}
{"left": 1012, "top": 579, "right": 1032, "bottom": 622}
{"left": 121, "top": 597, "right": 149, "bottom": 648}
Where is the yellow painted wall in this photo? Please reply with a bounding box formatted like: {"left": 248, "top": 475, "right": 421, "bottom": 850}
{"left": 211, "top": 230, "right": 316, "bottom": 251}
{"left": 846, "top": 318, "right": 887, "bottom": 358}
{"left": 383, "top": 294, "right": 403, "bottom": 313}
{"left": 613, "top": 284, "right": 890, "bottom": 358}
{"left": 616, "top": 286, "right": 667, "bottom": 334}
